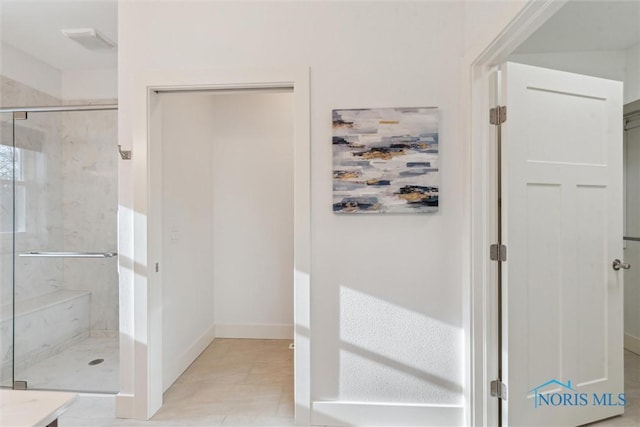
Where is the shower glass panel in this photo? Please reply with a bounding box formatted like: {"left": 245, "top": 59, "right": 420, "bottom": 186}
{"left": 0, "top": 112, "right": 15, "bottom": 388}
{"left": 9, "top": 108, "right": 119, "bottom": 393}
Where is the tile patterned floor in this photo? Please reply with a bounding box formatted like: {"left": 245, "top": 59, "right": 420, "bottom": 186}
{"left": 59, "top": 346, "right": 640, "bottom": 427}
{"left": 58, "top": 344, "right": 640, "bottom": 426}
{"left": 59, "top": 338, "right": 294, "bottom": 427}
{"left": 584, "top": 350, "right": 640, "bottom": 426}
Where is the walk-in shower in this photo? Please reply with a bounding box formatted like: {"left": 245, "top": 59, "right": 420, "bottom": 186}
{"left": 0, "top": 104, "right": 118, "bottom": 393}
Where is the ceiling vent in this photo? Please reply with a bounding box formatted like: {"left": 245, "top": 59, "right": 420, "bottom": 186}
{"left": 61, "top": 28, "right": 116, "bottom": 51}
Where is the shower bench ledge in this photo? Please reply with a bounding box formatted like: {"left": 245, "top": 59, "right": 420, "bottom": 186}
{"left": 2, "top": 289, "right": 90, "bottom": 318}
{"left": 1, "top": 290, "right": 91, "bottom": 381}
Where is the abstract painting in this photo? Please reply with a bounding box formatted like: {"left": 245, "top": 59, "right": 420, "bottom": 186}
{"left": 332, "top": 107, "right": 439, "bottom": 214}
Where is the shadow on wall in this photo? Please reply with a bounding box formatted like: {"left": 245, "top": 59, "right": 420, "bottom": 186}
{"left": 338, "top": 286, "right": 463, "bottom": 404}
{"left": 117, "top": 250, "right": 149, "bottom": 278}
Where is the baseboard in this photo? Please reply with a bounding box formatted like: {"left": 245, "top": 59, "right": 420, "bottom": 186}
{"left": 163, "top": 325, "right": 216, "bottom": 392}
{"left": 215, "top": 323, "right": 293, "bottom": 339}
{"left": 625, "top": 332, "right": 640, "bottom": 356}
{"left": 115, "top": 393, "right": 135, "bottom": 419}
{"left": 311, "top": 401, "right": 464, "bottom": 426}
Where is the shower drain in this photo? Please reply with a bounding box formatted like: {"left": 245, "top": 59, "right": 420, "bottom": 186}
{"left": 88, "top": 358, "right": 104, "bottom": 366}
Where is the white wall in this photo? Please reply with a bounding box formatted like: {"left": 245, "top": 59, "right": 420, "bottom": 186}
{"left": 121, "top": 0, "right": 464, "bottom": 410}
{"left": 462, "top": 0, "right": 530, "bottom": 59}
{"left": 209, "top": 92, "right": 294, "bottom": 337}
{"left": 159, "top": 93, "right": 215, "bottom": 390}
{"left": 62, "top": 68, "right": 118, "bottom": 101}
{"left": 159, "top": 91, "right": 294, "bottom": 388}
{"left": 118, "top": 1, "right": 530, "bottom": 423}
{"left": 627, "top": 43, "right": 640, "bottom": 103}
{"left": 0, "top": 42, "right": 62, "bottom": 100}
{"left": 0, "top": 43, "right": 118, "bottom": 102}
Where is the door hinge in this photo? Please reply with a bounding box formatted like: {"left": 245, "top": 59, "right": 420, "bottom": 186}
{"left": 490, "top": 106, "right": 507, "bottom": 125}
{"left": 490, "top": 244, "right": 507, "bottom": 262}
{"left": 490, "top": 379, "right": 507, "bottom": 400}
{"left": 155, "top": 262, "right": 159, "bottom": 273}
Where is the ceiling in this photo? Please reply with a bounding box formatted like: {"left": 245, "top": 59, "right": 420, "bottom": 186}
{"left": 0, "top": 0, "right": 638, "bottom": 71}
{"left": 0, "top": 0, "right": 117, "bottom": 71}
{"left": 514, "top": 0, "right": 640, "bottom": 54}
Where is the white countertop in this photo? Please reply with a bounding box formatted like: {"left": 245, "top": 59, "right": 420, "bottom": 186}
{"left": 0, "top": 389, "right": 77, "bottom": 427}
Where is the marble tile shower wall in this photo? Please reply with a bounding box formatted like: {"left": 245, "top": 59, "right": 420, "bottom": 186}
{"left": 61, "top": 108, "right": 118, "bottom": 332}
{"left": 1, "top": 76, "right": 65, "bottom": 379}
{"left": 1, "top": 75, "right": 64, "bottom": 305}
{"left": 0, "top": 76, "right": 118, "bottom": 360}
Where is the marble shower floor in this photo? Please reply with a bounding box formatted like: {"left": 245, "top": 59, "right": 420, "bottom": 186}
{"left": 59, "top": 338, "right": 294, "bottom": 426}
{"left": 17, "top": 336, "right": 119, "bottom": 393}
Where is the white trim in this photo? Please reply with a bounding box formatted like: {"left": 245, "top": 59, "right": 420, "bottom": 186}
{"left": 215, "top": 323, "right": 293, "bottom": 340}
{"left": 120, "top": 67, "right": 311, "bottom": 424}
{"left": 471, "top": 1, "right": 568, "bottom": 67}
{"left": 163, "top": 326, "right": 216, "bottom": 392}
{"left": 114, "top": 393, "right": 135, "bottom": 419}
{"left": 468, "top": 1, "right": 568, "bottom": 426}
{"left": 625, "top": 333, "right": 640, "bottom": 356}
{"left": 312, "top": 401, "right": 464, "bottom": 427}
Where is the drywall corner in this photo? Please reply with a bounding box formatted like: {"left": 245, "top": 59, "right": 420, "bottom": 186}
{"left": 626, "top": 43, "right": 640, "bottom": 104}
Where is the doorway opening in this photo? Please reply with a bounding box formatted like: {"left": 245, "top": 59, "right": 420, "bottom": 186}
{"left": 471, "top": 1, "right": 640, "bottom": 426}
{"left": 122, "top": 67, "right": 310, "bottom": 423}
{"left": 153, "top": 88, "right": 295, "bottom": 421}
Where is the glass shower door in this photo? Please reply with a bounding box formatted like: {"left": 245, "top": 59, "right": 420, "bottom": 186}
{"left": 0, "top": 112, "right": 15, "bottom": 388}
{"left": 10, "top": 108, "right": 119, "bottom": 393}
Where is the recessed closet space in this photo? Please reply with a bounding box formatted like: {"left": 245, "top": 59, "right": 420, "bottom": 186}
{"left": 156, "top": 89, "right": 294, "bottom": 414}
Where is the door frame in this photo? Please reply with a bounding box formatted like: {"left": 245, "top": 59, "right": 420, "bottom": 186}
{"left": 468, "top": 1, "right": 568, "bottom": 425}
{"left": 116, "top": 67, "right": 311, "bottom": 424}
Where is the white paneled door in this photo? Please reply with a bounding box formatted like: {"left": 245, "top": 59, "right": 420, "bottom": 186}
{"left": 502, "top": 62, "right": 624, "bottom": 426}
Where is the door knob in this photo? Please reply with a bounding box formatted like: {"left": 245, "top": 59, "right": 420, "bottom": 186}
{"left": 613, "top": 259, "right": 631, "bottom": 271}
